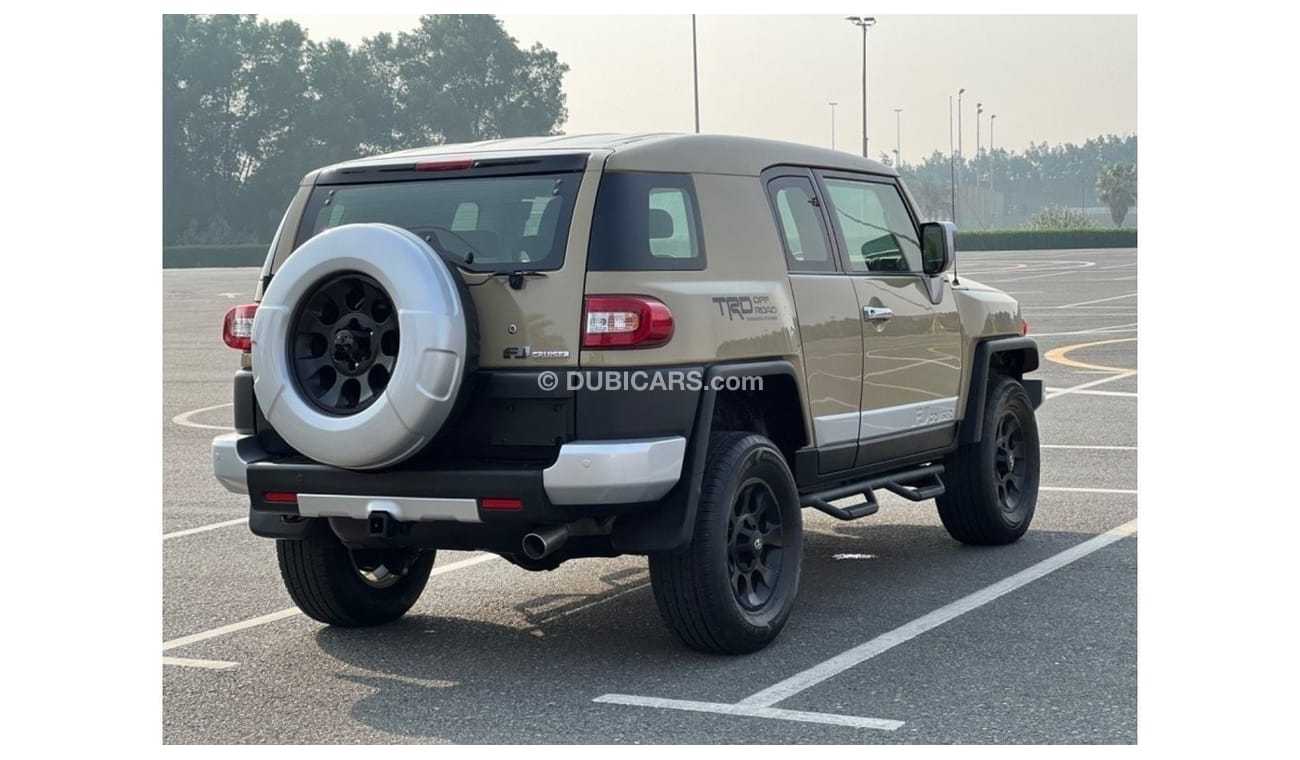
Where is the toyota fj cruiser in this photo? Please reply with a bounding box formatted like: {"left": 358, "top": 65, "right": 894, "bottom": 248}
{"left": 213, "top": 133, "right": 1043, "bottom": 654}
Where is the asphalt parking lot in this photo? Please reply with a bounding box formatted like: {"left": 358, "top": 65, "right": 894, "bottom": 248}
{"left": 162, "top": 247, "right": 1137, "bottom": 744}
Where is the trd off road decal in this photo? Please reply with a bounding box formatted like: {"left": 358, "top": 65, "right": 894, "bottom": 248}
{"left": 711, "top": 295, "right": 778, "bottom": 321}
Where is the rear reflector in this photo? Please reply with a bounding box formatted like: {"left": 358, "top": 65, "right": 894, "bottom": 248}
{"left": 223, "top": 304, "right": 258, "bottom": 351}
{"left": 415, "top": 158, "right": 474, "bottom": 172}
{"left": 582, "top": 295, "right": 674, "bottom": 349}
{"left": 1021, "top": 317, "right": 1029, "bottom": 336}
{"left": 263, "top": 491, "right": 298, "bottom": 504}
{"left": 480, "top": 498, "right": 523, "bottom": 511}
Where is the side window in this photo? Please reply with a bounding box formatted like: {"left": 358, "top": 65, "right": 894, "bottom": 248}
{"left": 648, "top": 188, "right": 697, "bottom": 259}
{"left": 766, "top": 175, "right": 835, "bottom": 272}
{"left": 820, "top": 177, "right": 922, "bottom": 274}
{"left": 588, "top": 172, "right": 705, "bottom": 271}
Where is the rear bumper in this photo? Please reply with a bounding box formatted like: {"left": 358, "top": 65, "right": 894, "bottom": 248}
{"left": 212, "top": 433, "right": 686, "bottom": 524}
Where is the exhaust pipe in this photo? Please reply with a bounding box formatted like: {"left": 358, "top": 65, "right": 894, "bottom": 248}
{"left": 522, "top": 525, "right": 569, "bottom": 560}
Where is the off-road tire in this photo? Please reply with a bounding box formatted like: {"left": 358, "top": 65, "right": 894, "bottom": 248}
{"left": 276, "top": 520, "right": 436, "bottom": 626}
{"left": 937, "top": 375, "right": 1040, "bottom": 545}
{"left": 649, "top": 432, "right": 803, "bottom": 654}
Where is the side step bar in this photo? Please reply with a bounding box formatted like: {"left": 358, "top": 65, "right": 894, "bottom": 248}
{"left": 803, "top": 464, "right": 946, "bottom": 522}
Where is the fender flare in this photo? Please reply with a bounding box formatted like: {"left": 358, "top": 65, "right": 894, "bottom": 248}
{"left": 959, "top": 336, "right": 1041, "bottom": 445}
{"left": 612, "top": 360, "right": 804, "bottom": 554}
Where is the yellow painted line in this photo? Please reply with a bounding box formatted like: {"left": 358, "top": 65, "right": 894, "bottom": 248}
{"left": 1044, "top": 337, "right": 1136, "bottom": 373}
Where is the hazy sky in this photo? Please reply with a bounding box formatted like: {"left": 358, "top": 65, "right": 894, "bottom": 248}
{"left": 265, "top": 14, "right": 1136, "bottom": 164}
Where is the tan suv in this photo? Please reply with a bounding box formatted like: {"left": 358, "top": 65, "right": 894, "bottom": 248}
{"left": 213, "top": 133, "right": 1043, "bottom": 654}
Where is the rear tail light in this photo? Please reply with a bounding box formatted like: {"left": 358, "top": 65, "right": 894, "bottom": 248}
{"left": 223, "top": 304, "right": 258, "bottom": 351}
{"left": 1020, "top": 317, "right": 1029, "bottom": 336}
{"left": 582, "top": 295, "right": 674, "bottom": 349}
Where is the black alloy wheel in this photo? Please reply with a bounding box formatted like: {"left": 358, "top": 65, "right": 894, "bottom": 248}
{"left": 727, "top": 479, "right": 786, "bottom": 611}
{"left": 992, "top": 409, "right": 1028, "bottom": 514}
{"left": 290, "top": 272, "right": 399, "bottom": 415}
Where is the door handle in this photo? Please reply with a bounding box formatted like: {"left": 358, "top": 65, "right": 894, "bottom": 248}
{"left": 863, "top": 305, "right": 894, "bottom": 322}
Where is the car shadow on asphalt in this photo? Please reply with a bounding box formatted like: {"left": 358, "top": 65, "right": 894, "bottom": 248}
{"left": 308, "top": 522, "right": 1127, "bottom": 742}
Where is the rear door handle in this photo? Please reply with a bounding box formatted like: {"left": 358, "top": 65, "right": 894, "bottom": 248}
{"left": 863, "top": 306, "right": 894, "bottom": 322}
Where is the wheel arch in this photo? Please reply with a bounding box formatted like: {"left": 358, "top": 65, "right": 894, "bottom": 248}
{"left": 959, "top": 336, "right": 1041, "bottom": 445}
{"left": 611, "top": 360, "right": 806, "bottom": 554}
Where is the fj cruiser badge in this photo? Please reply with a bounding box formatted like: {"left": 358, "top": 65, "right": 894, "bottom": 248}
{"left": 503, "top": 346, "right": 571, "bottom": 360}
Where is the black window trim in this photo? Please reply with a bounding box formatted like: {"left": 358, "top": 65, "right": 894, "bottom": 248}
{"left": 760, "top": 166, "right": 841, "bottom": 275}
{"left": 811, "top": 169, "right": 927, "bottom": 279}
{"left": 586, "top": 170, "right": 708, "bottom": 272}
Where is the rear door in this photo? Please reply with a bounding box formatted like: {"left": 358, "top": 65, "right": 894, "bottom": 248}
{"left": 814, "top": 171, "right": 963, "bottom": 465}
{"left": 762, "top": 169, "right": 864, "bottom": 474}
{"left": 287, "top": 153, "right": 601, "bottom": 370}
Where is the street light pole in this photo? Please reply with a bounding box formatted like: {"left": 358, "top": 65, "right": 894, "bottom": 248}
{"left": 829, "top": 101, "right": 838, "bottom": 150}
{"left": 976, "top": 102, "right": 983, "bottom": 184}
{"left": 949, "top": 95, "right": 956, "bottom": 224}
{"left": 846, "top": 16, "right": 876, "bottom": 159}
{"left": 989, "top": 114, "right": 997, "bottom": 191}
{"left": 956, "top": 88, "right": 964, "bottom": 216}
{"left": 894, "top": 107, "right": 902, "bottom": 169}
{"left": 691, "top": 15, "right": 700, "bottom": 133}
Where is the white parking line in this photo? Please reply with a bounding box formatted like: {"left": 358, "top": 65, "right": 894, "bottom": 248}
{"left": 596, "top": 520, "right": 1138, "bottom": 729}
{"left": 1041, "top": 486, "right": 1137, "bottom": 495}
{"left": 592, "top": 695, "right": 905, "bottom": 731}
{"left": 1046, "top": 372, "right": 1136, "bottom": 399}
{"left": 1043, "top": 444, "right": 1137, "bottom": 451}
{"left": 1054, "top": 292, "right": 1137, "bottom": 309}
{"left": 162, "top": 656, "right": 240, "bottom": 670}
{"left": 1045, "top": 387, "right": 1137, "bottom": 398}
{"left": 161, "top": 553, "right": 500, "bottom": 653}
{"left": 172, "top": 402, "right": 235, "bottom": 431}
{"left": 163, "top": 517, "right": 248, "bottom": 541}
{"left": 739, "top": 519, "right": 1138, "bottom": 707}
{"left": 1028, "top": 322, "right": 1136, "bottom": 338}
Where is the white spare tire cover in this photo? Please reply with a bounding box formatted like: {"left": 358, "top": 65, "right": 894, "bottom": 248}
{"left": 252, "top": 223, "right": 469, "bottom": 470}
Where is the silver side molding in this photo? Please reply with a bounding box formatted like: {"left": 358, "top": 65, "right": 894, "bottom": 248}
{"left": 813, "top": 397, "right": 959, "bottom": 446}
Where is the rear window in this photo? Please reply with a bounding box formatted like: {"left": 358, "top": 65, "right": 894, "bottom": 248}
{"left": 587, "top": 172, "right": 705, "bottom": 271}
{"left": 294, "top": 173, "right": 581, "bottom": 273}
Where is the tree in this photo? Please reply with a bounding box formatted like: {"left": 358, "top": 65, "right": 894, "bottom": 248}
{"left": 1095, "top": 163, "right": 1137, "bottom": 227}
{"left": 162, "top": 14, "right": 570, "bottom": 245}
{"left": 1025, "top": 205, "right": 1093, "bottom": 230}
{"left": 392, "top": 15, "right": 569, "bottom": 145}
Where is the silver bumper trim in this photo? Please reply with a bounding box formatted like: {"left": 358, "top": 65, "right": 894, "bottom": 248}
{"left": 212, "top": 432, "right": 265, "bottom": 495}
{"left": 543, "top": 436, "right": 687, "bottom": 505}
{"left": 213, "top": 432, "right": 689, "bottom": 510}
{"left": 296, "top": 494, "right": 480, "bottom": 523}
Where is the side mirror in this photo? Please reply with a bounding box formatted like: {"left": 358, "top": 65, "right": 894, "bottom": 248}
{"left": 920, "top": 221, "right": 957, "bottom": 276}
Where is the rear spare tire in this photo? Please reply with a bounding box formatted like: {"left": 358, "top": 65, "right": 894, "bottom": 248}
{"left": 252, "top": 223, "right": 472, "bottom": 470}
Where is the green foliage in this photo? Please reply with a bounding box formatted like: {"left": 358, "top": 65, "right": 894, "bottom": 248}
{"left": 163, "top": 244, "right": 269, "bottom": 268}
{"left": 957, "top": 228, "right": 1136, "bottom": 251}
{"left": 1095, "top": 163, "right": 1137, "bottom": 227}
{"left": 1024, "top": 205, "right": 1094, "bottom": 230}
{"left": 163, "top": 14, "right": 569, "bottom": 245}
{"left": 897, "top": 135, "right": 1137, "bottom": 227}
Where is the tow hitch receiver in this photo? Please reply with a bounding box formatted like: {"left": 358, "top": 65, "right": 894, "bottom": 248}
{"left": 368, "top": 511, "right": 394, "bottom": 537}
